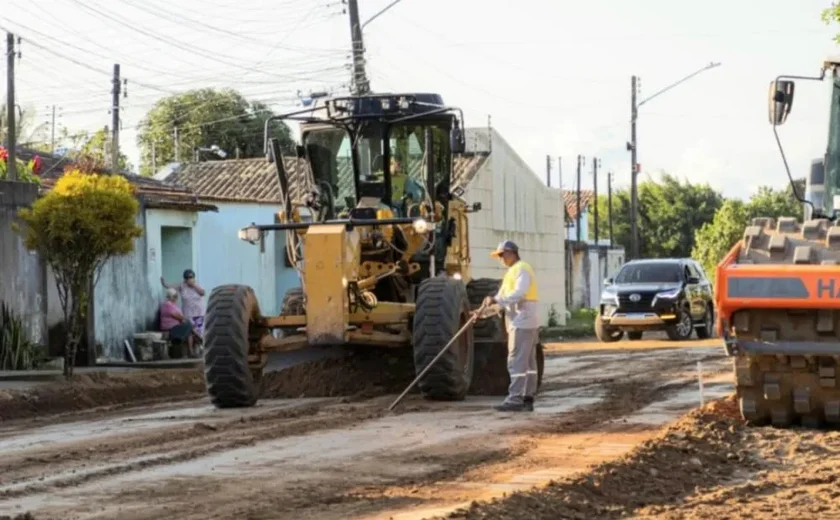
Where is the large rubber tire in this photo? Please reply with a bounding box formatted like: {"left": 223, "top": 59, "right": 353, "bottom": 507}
{"left": 627, "top": 331, "right": 643, "bottom": 341}
{"left": 731, "top": 216, "right": 840, "bottom": 428}
{"left": 465, "top": 278, "right": 506, "bottom": 344}
{"left": 595, "top": 314, "right": 623, "bottom": 343}
{"left": 204, "top": 284, "right": 266, "bottom": 409}
{"left": 696, "top": 306, "right": 713, "bottom": 339}
{"left": 281, "top": 287, "right": 304, "bottom": 314}
{"left": 413, "top": 276, "right": 475, "bottom": 400}
{"left": 665, "top": 303, "right": 693, "bottom": 342}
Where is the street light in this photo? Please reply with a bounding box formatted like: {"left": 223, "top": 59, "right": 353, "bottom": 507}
{"left": 627, "top": 61, "right": 721, "bottom": 259}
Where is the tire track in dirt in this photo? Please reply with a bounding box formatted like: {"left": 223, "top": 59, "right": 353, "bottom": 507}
{"left": 0, "top": 399, "right": 399, "bottom": 500}
{"left": 0, "top": 345, "right": 730, "bottom": 519}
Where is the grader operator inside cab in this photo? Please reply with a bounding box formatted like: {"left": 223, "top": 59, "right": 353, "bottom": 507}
{"left": 715, "top": 58, "right": 840, "bottom": 428}
{"left": 203, "top": 92, "right": 544, "bottom": 408}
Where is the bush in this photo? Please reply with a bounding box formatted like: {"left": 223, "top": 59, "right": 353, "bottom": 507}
{"left": 16, "top": 169, "right": 143, "bottom": 376}
{"left": 0, "top": 146, "right": 41, "bottom": 184}
{"left": 0, "top": 301, "right": 44, "bottom": 370}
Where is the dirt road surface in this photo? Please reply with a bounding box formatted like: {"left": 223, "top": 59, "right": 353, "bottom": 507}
{"left": 0, "top": 338, "right": 735, "bottom": 519}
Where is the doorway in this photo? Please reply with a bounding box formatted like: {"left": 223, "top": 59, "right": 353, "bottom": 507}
{"left": 161, "top": 226, "right": 193, "bottom": 284}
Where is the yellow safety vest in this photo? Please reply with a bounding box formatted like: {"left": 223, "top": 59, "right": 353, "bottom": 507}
{"left": 500, "top": 260, "right": 538, "bottom": 301}
{"left": 392, "top": 174, "right": 407, "bottom": 201}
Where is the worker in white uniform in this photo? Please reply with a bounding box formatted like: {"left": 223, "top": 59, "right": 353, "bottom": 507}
{"left": 483, "top": 240, "right": 540, "bottom": 412}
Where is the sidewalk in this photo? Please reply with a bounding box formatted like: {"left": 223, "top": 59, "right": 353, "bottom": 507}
{"left": 0, "top": 359, "right": 202, "bottom": 383}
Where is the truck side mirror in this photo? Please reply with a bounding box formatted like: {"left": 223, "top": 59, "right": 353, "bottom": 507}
{"left": 769, "top": 80, "right": 794, "bottom": 126}
{"left": 604, "top": 277, "right": 613, "bottom": 286}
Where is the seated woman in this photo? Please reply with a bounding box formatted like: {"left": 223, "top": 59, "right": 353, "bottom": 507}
{"left": 160, "top": 288, "right": 196, "bottom": 357}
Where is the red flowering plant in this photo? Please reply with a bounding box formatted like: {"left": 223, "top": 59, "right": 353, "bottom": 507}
{"left": 0, "top": 146, "right": 42, "bottom": 184}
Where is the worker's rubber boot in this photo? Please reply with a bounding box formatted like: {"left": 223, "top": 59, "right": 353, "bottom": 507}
{"left": 494, "top": 400, "right": 530, "bottom": 412}
{"left": 523, "top": 396, "right": 534, "bottom": 412}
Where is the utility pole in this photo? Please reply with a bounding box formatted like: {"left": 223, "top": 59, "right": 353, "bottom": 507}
{"left": 174, "top": 126, "right": 180, "bottom": 162}
{"left": 629, "top": 75, "right": 639, "bottom": 259}
{"left": 346, "top": 0, "right": 370, "bottom": 95}
{"left": 593, "top": 158, "right": 600, "bottom": 246}
{"left": 110, "top": 64, "right": 121, "bottom": 170}
{"left": 608, "top": 171, "right": 614, "bottom": 248}
{"left": 557, "top": 156, "right": 562, "bottom": 191}
{"left": 576, "top": 155, "right": 583, "bottom": 243}
{"left": 627, "top": 62, "right": 721, "bottom": 260}
{"left": 6, "top": 32, "right": 17, "bottom": 181}
{"left": 49, "top": 105, "right": 56, "bottom": 154}
{"left": 545, "top": 154, "right": 551, "bottom": 186}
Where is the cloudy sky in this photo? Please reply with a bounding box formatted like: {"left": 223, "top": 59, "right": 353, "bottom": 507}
{"left": 2, "top": 0, "right": 839, "bottom": 199}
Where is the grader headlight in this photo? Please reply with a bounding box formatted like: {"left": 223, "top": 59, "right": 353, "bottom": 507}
{"left": 238, "top": 224, "right": 261, "bottom": 244}
{"left": 412, "top": 218, "right": 432, "bottom": 234}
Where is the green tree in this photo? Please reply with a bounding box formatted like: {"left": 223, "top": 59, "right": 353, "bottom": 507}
{"left": 691, "top": 182, "right": 805, "bottom": 283}
{"left": 65, "top": 128, "right": 133, "bottom": 172}
{"left": 589, "top": 173, "right": 723, "bottom": 258}
{"left": 0, "top": 103, "right": 47, "bottom": 147}
{"left": 136, "top": 88, "right": 295, "bottom": 175}
{"left": 822, "top": 4, "right": 840, "bottom": 41}
{"left": 16, "top": 167, "right": 143, "bottom": 377}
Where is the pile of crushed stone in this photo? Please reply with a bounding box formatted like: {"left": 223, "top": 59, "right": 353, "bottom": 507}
{"left": 0, "top": 370, "right": 204, "bottom": 421}
{"left": 439, "top": 397, "right": 754, "bottom": 520}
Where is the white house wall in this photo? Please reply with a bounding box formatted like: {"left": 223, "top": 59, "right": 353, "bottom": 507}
{"left": 464, "top": 131, "right": 566, "bottom": 326}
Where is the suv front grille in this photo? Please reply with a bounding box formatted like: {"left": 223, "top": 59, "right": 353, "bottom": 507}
{"left": 617, "top": 293, "right": 655, "bottom": 312}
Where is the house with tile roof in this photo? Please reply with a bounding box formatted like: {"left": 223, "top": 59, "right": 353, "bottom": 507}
{"left": 166, "top": 127, "right": 568, "bottom": 326}
{"left": 11, "top": 148, "right": 218, "bottom": 363}
{"left": 561, "top": 187, "right": 625, "bottom": 311}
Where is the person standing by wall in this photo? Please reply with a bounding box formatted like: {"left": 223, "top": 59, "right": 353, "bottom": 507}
{"left": 161, "top": 269, "right": 206, "bottom": 336}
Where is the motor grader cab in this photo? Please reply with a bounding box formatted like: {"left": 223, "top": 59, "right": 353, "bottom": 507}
{"left": 202, "top": 93, "right": 542, "bottom": 408}
{"left": 715, "top": 58, "right": 840, "bottom": 427}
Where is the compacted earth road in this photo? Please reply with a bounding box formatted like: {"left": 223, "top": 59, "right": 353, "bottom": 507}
{"left": 0, "top": 336, "right": 835, "bottom": 520}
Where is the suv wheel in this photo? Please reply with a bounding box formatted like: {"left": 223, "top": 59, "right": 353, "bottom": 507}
{"left": 627, "top": 331, "right": 643, "bottom": 341}
{"left": 695, "top": 307, "right": 713, "bottom": 339}
{"left": 595, "top": 315, "right": 623, "bottom": 343}
{"left": 665, "top": 305, "right": 693, "bottom": 342}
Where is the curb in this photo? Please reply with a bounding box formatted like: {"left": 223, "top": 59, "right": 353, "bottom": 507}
{"left": 0, "top": 360, "right": 203, "bottom": 382}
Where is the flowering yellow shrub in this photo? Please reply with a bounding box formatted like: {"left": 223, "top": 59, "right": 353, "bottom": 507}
{"left": 16, "top": 169, "right": 143, "bottom": 376}
{"left": 52, "top": 169, "right": 136, "bottom": 197}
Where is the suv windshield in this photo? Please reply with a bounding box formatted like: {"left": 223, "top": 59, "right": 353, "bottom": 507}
{"left": 615, "top": 262, "right": 683, "bottom": 284}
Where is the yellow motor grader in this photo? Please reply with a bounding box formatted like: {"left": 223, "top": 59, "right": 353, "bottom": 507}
{"left": 202, "top": 92, "right": 544, "bottom": 408}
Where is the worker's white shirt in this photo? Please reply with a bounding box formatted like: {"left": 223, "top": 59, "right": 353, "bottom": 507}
{"left": 494, "top": 265, "right": 540, "bottom": 330}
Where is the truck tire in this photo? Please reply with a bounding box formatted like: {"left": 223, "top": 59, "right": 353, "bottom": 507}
{"left": 665, "top": 303, "right": 694, "bottom": 341}
{"left": 204, "top": 284, "right": 267, "bottom": 409}
{"left": 696, "top": 306, "right": 714, "bottom": 339}
{"left": 413, "top": 276, "right": 475, "bottom": 400}
{"left": 595, "top": 314, "right": 623, "bottom": 342}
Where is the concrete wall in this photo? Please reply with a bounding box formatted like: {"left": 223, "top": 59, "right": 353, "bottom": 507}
{"left": 193, "top": 202, "right": 300, "bottom": 317}
{"left": 464, "top": 131, "right": 567, "bottom": 326}
{"left": 0, "top": 181, "right": 47, "bottom": 346}
{"left": 568, "top": 244, "right": 626, "bottom": 310}
{"left": 92, "top": 208, "right": 159, "bottom": 360}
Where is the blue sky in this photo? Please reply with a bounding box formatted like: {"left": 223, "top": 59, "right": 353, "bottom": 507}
{"left": 2, "top": 0, "right": 839, "bottom": 199}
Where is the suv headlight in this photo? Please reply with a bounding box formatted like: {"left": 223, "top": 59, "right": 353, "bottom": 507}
{"left": 600, "top": 289, "right": 619, "bottom": 304}
{"left": 656, "top": 288, "right": 681, "bottom": 299}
